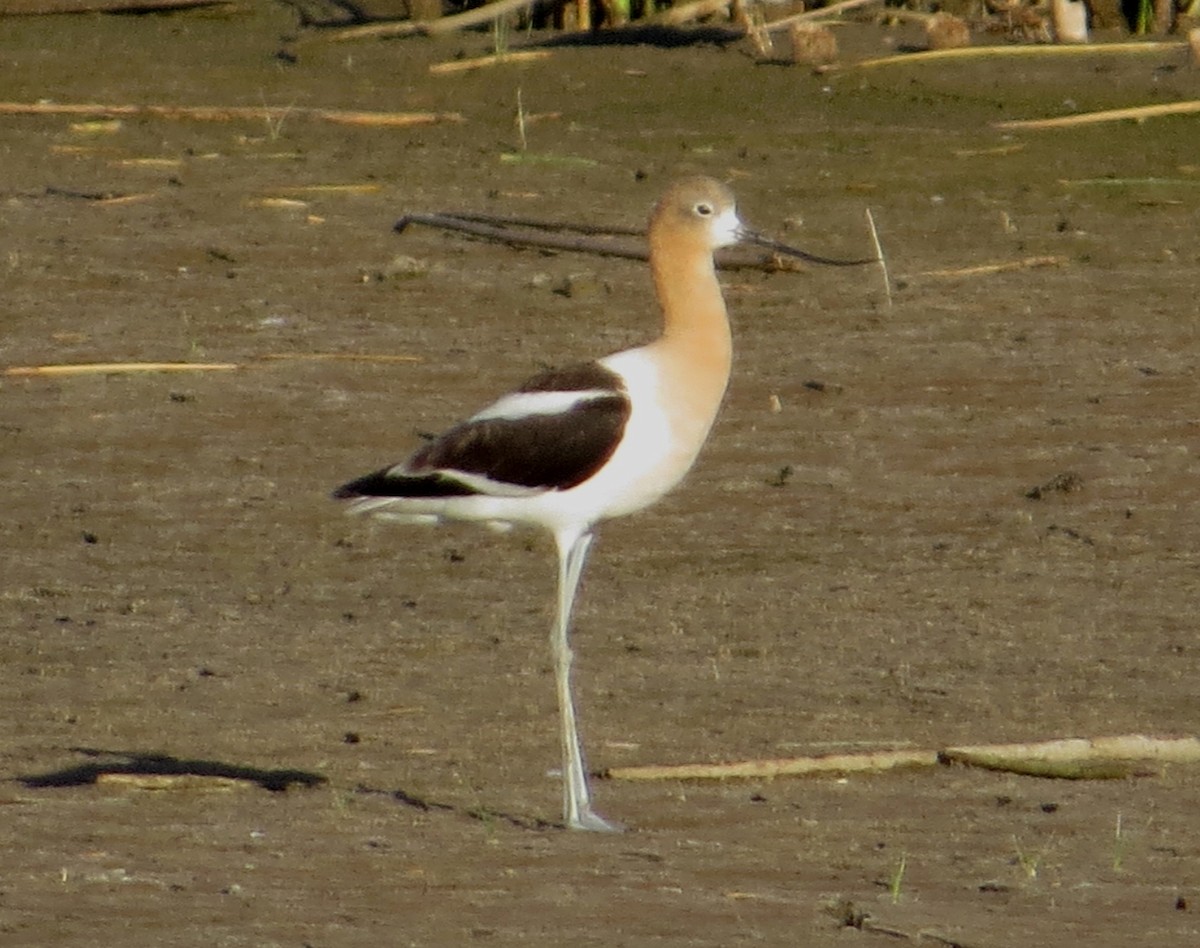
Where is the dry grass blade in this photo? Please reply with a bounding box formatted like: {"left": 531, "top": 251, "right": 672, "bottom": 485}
{"left": 652, "top": 0, "right": 733, "bottom": 26}
{"left": 763, "top": 0, "right": 883, "bottom": 33}
{"left": 606, "top": 749, "right": 939, "bottom": 781}
{"left": 96, "top": 773, "right": 248, "bottom": 792}
{"left": 428, "top": 51, "right": 552, "bottom": 75}
{"left": 95, "top": 193, "right": 158, "bottom": 207}
{"left": 257, "top": 353, "right": 423, "bottom": 364}
{"left": 954, "top": 144, "right": 1025, "bottom": 157}
{"left": 322, "top": 0, "right": 537, "bottom": 42}
{"left": 310, "top": 108, "right": 464, "bottom": 128}
{"left": 251, "top": 197, "right": 309, "bottom": 209}
{"left": 865, "top": 207, "right": 890, "bottom": 308}
{"left": 995, "top": 99, "right": 1200, "bottom": 130}
{"left": 5, "top": 355, "right": 425, "bottom": 377}
{"left": 0, "top": 101, "right": 463, "bottom": 128}
{"left": 607, "top": 735, "right": 1200, "bottom": 782}
{"left": 271, "top": 184, "right": 383, "bottom": 195}
{"left": 110, "top": 157, "right": 184, "bottom": 169}
{"left": 851, "top": 40, "right": 1184, "bottom": 70}
{"left": 4, "top": 361, "right": 241, "bottom": 377}
{"left": 915, "top": 255, "right": 1067, "bottom": 278}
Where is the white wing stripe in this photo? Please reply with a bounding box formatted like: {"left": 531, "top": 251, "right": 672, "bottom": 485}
{"left": 469, "top": 389, "right": 620, "bottom": 423}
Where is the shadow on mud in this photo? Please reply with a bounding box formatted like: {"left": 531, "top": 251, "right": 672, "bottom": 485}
{"left": 355, "top": 783, "right": 561, "bottom": 832}
{"left": 16, "top": 747, "right": 326, "bottom": 793}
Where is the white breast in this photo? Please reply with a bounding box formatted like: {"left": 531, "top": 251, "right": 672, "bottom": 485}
{"left": 570, "top": 346, "right": 714, "bottom": 521}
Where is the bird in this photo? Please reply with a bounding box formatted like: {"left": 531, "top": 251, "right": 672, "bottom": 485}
{"left": 334, "top": 177, "right": 814, "bottom": 831}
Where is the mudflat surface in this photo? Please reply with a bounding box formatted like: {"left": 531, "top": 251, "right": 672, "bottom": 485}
{"left": 2, "top": 7, "right": 1199, "bottom": 946}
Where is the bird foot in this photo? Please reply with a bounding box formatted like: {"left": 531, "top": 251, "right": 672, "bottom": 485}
{"left": 568, "top": 808, "right": 626, "bottom": 833}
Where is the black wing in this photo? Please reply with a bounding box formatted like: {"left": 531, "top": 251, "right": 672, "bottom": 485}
{"left": 333, "top": 361, "right": 631, "bottom": 500}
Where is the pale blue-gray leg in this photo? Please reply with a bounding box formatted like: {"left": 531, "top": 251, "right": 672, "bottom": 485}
{"left": 552, "top": 529, "right": 623, "bottom": 832}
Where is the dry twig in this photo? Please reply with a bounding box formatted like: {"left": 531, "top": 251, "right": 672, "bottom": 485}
{"left": 322, "top": 0, "right": 537, "bottom": 42}
{"left": 851, "top": 40, "right": 1185, "bottom": 70}
{"left": 428, "top": 51, "right": 552, "bottom": 75}
{"left": 607, "top": 749, "right": 938, "bottom": 781}
{"left": 652, "top": 0, "right": 734, "bottom": 26}
{"left": 995, "top": 99, "right": 1200, "bottom": 130}
{"left": 606, "top": 734, "right": 1200, "bottom": 782}
{"left": 271, "top": 184, "right": 383, "bottom": 195}
{"left": 0, "top": 100, "right": 463, "bottom": 128}
{"left": 4, "top": 354, "right": 423, "bottom": 377}
{"left": 763, "top": 0, "right": 883, "bottom": 34}
{"left": 914, "top": 255, "right": 1067, "bottom": 278}
{"left": 96, "top": 773, "right": 247, "bottom": 792}
{"left": 864, "top": 208, "right": 890, "bottom": 307}
{"left": 4, "top": 362, "right": 240, "bottom": 377}
{"left": 257, "top": 353, "right": 423, "bottom": 364}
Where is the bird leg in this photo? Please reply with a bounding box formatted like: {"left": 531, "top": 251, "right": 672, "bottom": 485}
{"left": 552, "top": 529, "right": 622, "bottom": 832}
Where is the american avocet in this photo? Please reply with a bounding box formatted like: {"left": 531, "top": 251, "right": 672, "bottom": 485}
{"left": 335, "top": 177, "right": 815, "bottom": 831}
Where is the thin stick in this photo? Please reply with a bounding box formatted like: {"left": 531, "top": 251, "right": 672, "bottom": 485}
{"left": 516, "top": 88, "right": 528, "bottom": 152}
{"left": 110, "top": 157, "right": 184, "bottom": 169}
{"left": 271, "top": 184, "right": 383, "bottom": 195}
{"left": 954, "top": 144, "right": 1026, "bottom": 157}
{"left": 410, "top": 210, "right": 645, "bottom": 237}
{"left": 864, "top": 208, "right": 891, "bottom": 309}
{"left": 428, "top": 50, "right": 552, "bottom": 75}
{"left": 251, "top": 197, "right": 310, "bottom": 210}
{"left": 763, "top": 0, "right": 883, "bottom": 33}
{"left": 256, "top": 353, "right": 423, "bottom": 364}
{"left": 995, "top": 99, "right": 1200, "bottom": 130}
{"left": 607, "top": 749, "right": 939, "bottom": 781}
{"left": 915, "top": 255, "right": 1067, "bottom": 278}
{"left": 4, "top": 362, "right": 241, "bottom": 377}
{"left": 651, "top": 0, "right": 733, "bottom": 26}
{"left": 5, "top": 354, "right": 424, "bottom": 377}
{"left": 95, "top": 193, "right": 158, "bottom": 207}
{"left": 851, "top": 40, "right": 1184, "bottom": 70}
{"left": 498, "top": 153, "right": 599, "bottom": 168}
{"left": 1059, "top": 177, "right": 1200, "bottom": 187}
{"left": 395, "top": 211, "right": 648, "bottom": 261}
{"left": 606, "top": 734, "right": 1200, "bottom": 782}
{"left": 96, "top": 773, "right": 247, "bottom": 791}
{"left": 0, "top": 101, "right": 464, "bottom": 128}
{"left": 322, "top": 0, "right": 538, "bottom": 42}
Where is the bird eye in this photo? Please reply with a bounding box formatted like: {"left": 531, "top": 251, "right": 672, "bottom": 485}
{"left": 694, "top": 202, "right": 714, "bottom": 217}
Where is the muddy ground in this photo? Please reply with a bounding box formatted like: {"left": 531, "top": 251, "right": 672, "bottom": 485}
{"left": 1, "top": 5, "right": 1199, "bottom": 946}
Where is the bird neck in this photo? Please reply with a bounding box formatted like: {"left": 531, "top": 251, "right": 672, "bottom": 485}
{"left": 639, "top": 231, "right": 735, "bottom": 449}
{"left": 649, "top": 232, "right": 733, "bottom": 383}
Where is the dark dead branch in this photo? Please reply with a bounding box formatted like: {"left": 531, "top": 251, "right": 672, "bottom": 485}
{"left": 394, "top": 211, "right": 877, "bottom": 272}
